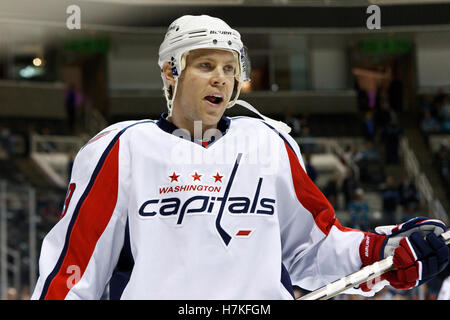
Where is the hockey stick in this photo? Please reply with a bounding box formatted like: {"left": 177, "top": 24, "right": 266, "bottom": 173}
{"left": 298, "top": 229, "right": 450, "bottom": 300}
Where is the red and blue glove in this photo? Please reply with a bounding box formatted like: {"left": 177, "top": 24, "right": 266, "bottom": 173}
{"left": 359, "top": 217, "right": 449, "bottom": 291}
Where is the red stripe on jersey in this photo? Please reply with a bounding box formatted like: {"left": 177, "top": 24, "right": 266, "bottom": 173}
{"left": 284, "top": 141, "right": 355, "bottom": 236}
{"left": 44, "top": 140, "right": 120, "bottom": 299}
{"left": 236, "top": 230, "right": 252, "bottom": 236}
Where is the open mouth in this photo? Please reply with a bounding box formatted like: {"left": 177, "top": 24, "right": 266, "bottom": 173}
{"left": 204, "top": 95, "right": 224, "bottom": 105}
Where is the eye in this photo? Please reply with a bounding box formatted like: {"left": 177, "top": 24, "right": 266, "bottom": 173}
{"left": 224, "top": 65, "right": 235, "bottom": 73}
{"left": 199, "top": 62, "right": 212, "bottom": 70}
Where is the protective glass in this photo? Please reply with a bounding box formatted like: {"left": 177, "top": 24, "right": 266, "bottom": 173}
{"left": 240, "top": 46, "right": 251, "bottom": 82}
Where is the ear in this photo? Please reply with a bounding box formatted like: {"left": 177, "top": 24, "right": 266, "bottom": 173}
{"left": 162, "top": 61, "right": 176, "bottom": 88}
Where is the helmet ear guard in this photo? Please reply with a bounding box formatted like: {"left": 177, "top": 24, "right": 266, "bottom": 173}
{"left": 161, "top": 52, "right": 189, "bottom": 116}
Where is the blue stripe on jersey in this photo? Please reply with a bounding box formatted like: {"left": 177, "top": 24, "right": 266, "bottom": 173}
{"left": 39, "top": 120, "right": 154, "bottom": 300}
{"left": 281, "top": 263, "right": 295, "bottom": 298}
{"left": 260, "top": 121, "right": 298, "bottom": 157}
{"left": 109, "top": 218, "right": 134, "bottom": 300}
{"left": 261, "top": 120, "right": 297, "bottom": 299}
{"left": 215, "top": 153, "right": 243, "bottom": 246}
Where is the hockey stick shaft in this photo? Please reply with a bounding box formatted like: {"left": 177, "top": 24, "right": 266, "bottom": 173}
{"left": 298, "top": 229, "right": 450, "bottom": 300}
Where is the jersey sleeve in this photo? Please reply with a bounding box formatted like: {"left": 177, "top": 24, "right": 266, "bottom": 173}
{"left": 31, "top": 125, "right": 131, "bottom": 300}
{"left": 276, "top": 131, "right": 374, "bottom": 296}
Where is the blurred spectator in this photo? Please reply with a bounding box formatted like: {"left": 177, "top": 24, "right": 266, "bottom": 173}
{"left": 65, "top": 83, "right": 83, "bottom": 134}
{"left": 356, "top": 146, "right": 385, "bottom": 186}
{"left": 430, "top": 100, "right": 442, "bottom": 121}
{"left": 439, "top": 95, "right": 450, "bottom": 131}
{"left": 381, "top": 115, "right": 403, "bottom": 164}
{"left": 304, "top": 153, "right": 317, "bottom": 184}
{"left": 354, "top": 141, "right": 379, "bottom": 163}
{"left": 283, "top": 106, "right": 301, "bottom": 138}
{"left": 37, "top": 193, "right": 62, "bottom": 226}
{"left": 388, "top": 68, "right": 403, "bottom": 112}
{"left": 348, "top": 188, "right": 370, "bottom": 231}
{"left": 431, "top": 88, "right": 447, "bottom": 119}
{"left": 354, "top": 78, "right": 369, "bottom": 110}
{"left": 342, "top": 168, "right": 358, "bottom": 210}
{"left": 342, "top": 144, "right": 356, "bottom": 166}
{"left": 418, "top": 94, "right": 431, "bottom": 116}
{"left": 380, "top": 176, "right": 399, "bottom": 225}
{"left": 0, "top": 124, "right": 14, "bottom": 157}
{"left": 299, "top": 109, "right": 311, "bottom": 129}
{"left": 7, "top": 287, "right": 18, "bottom": 300}
{"left": 352, "top": 67, "right": 391, "bottom": 110}
{"left": 40, "top": 127, "right": 57, "bottom": 152}
{"left": 397, "top": 177, "right": 420, "bottom": 222}
{"left": 300, "top": 126, "right": 316, "bottom": 154}
{"left": 436, "top": 143, "right": 450, "bottom": 197}
{"left": 421, "top": 110, "right": 441, "bottom": 133}
{"left": 20, "top": 286, "right": 31, "bottom": 300}
{"left": 361, "top": 110, "right": 376, "bottom": 142}
{"left": 23, "top": 123, "right": 37, "bottom": 157}
{"left": 65, "top": 84, "right": 77, "bottom": 133}
{"left": 323, "top": 171, "right": 340, "bottom": 209}
{"left": 374, "top": 100, "right": 392, "bottom": 136}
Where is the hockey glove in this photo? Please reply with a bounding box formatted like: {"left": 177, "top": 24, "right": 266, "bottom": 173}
{"left": 358, "top": 217, "right": 449, "bottom": 291}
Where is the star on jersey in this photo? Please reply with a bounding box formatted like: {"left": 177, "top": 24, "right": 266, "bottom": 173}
{"left": 192, "top": 172, "right": 202, "bottom": 181}
{"left": 213, "top": 172, "right": 223, "bottom": 183}
{"left": 169, "top": 172, "right": 180, "bottom": 182}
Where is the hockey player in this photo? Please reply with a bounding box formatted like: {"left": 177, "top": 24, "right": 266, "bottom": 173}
{"left": 31, "top": 15, "right": 449, "bottom": 300}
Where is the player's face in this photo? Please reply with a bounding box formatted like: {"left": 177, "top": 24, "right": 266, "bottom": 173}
{"left": 172, "top": 49, "right": 237, "bottom": 129}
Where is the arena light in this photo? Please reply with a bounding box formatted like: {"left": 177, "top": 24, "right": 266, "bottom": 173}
{"left": 241, "top": 81, "right": 252, "bottom": 93}
{"left": 32, "top": 57, "right": 42, "bottom": 67}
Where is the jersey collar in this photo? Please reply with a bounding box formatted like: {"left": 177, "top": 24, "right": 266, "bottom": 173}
{"left": 156, "top": 113, "right": 230, "bottom": 147}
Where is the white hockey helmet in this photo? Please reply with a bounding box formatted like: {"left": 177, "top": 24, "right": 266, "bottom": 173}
{"left": 158, "top": 15, "right": 251, "bottom": 115}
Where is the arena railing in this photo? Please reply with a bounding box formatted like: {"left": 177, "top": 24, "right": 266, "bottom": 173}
{"left": 295, "top": 136, "right": 361, "bottom": 181}
{"left": 30, "top": 134, "right": 86, "bottom": 189}
{"left": 0, "top": 181, "right": 37, "bottom": 300}
{"left": 401, "top": 137, "right": 448, "bottom": 224}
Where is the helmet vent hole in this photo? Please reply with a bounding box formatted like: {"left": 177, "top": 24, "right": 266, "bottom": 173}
{"left": 187, "top": 30, "right": 208, "bottom": 39}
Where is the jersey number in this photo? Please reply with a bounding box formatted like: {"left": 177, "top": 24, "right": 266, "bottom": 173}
{"left": 61, "top": 183, "right": 76, "bottom": 219}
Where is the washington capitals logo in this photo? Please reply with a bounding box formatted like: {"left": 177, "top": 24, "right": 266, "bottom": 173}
{"left": 138, "top": 153, "right": 275, "bottom": 246}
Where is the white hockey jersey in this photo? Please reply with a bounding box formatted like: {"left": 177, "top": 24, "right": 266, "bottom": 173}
{"left": 32, "top": 113, "right": 367, "bottom": 300}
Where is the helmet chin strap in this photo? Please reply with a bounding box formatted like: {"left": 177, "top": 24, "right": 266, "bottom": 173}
{"left": 166, "top": 77, "right": 179, "bottom": 117}
{"left": 166, "top": 53, "right": 189, "bottom": 117}
{"left": 231, "top": 99, "right": 292, "bottom": 134}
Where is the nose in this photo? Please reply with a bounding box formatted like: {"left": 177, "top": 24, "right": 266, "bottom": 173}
{"left": 210, "top": 68, "right": 227, "bottom": 86}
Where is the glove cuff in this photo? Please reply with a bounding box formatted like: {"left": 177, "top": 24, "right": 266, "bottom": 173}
{"left": 359, "top": 232, "right": 387, "bottom": 267}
